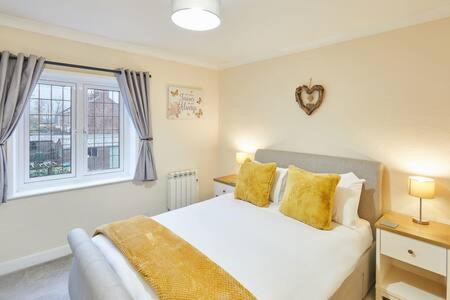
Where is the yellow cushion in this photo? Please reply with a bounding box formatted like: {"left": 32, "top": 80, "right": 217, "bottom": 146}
{"left": 234, "top": 159, "right": 277, "bottom": 207}
{"left": 279, "top": 166, "right": 340, "bottom": 230}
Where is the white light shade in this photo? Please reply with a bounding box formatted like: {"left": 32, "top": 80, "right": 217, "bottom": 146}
{"left": 408, "top": 176, "right": 435, "bottom": 199}
{"left": 171, "top": 0, "right": 221, "bottom": 31}
{"left": 236, "top": 152, "right": 251, "bottom": 165}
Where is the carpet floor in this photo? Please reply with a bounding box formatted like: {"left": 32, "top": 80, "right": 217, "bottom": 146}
{"left": 0, "top": 255, "right": 375, "bottom": 300}
{"left": 0, "top": 256, "right": 72, "bottom": 300}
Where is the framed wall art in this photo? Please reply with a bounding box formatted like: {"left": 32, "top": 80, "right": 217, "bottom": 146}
{"left": 167, "top": 85, "right": 203, "bottom": 119}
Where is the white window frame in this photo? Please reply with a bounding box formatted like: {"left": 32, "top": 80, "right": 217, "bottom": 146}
{"left": 7, "top": 69, "right": 138, "bottom": 199}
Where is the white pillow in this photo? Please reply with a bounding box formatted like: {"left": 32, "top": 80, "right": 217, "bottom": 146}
{"left": 333, "top": 172, "right": 365, "bottom": 228}
{"left": 270, "top": 167, "right": 288, "bottom": 204}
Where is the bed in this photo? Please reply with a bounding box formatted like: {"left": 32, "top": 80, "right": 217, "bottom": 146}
{"left": 67, "top": 149, "right": 383, "bottom": 300}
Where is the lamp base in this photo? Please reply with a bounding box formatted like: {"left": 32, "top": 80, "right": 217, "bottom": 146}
{"left": 412, "top": 218, "right": 429, "bottom": 225}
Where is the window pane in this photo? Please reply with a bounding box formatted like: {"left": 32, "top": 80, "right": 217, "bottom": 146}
{"left": 63, "top": 118, "right": 71, "bottom": 135}
{"left": 63, "top": 136, "right": 71, "bottom": 149}
{"left": 104, "top": 133, "right": 112, "bottom": 145}
{"left": 112, "top": 103, "right": 119, "bottom": 116}
{"left": 63, "top": 87, "right": 71, "bottom": 100}
{"left": 95, "top": 117, "right": 103, "bottom": 132}
{"left": 88, "top": 155, "right": 95, "bottom": 170}
{"left": 104, "top": 117, "right": 112, "bottom": 130}
{"left": 52, "top": 85, "right": 63, "bottom": 100}
{"left": 52, "top": 117, "right": 63, "bottom": 134}
{"left": 112, "top": 130, "right": 119, "bottom": 144}
{"left": 29, "top": 83, "right": 73, "bottom": 178}
{"left": 29, "top": 115, "right": 39, "bottom": 131}
{"left": 112, "top": 117, "right": 119, "bottom": 130}
{"left": 52, "top": 100, "right": 63, "bottom": 114}
{"left": 63, "top": 101, "right": 71, "bottom": 112}
{"left": 87, "top": 137, "right": 94, "bottom": 147}
{"left": 94, "top": 90, "right": 102, "bottom": 102}
{"left": 39, "top": 114, "right": 51, "bottom": 124}
{"left": 94, "top": 102, "right": 103, "bottom": 115}
{"left": 40, "top": 100, "right": 51, "bottom": 114}
{"left": 30, "top": 131, "right": 39, "bottom": 142}
{"left": 112, "top": 91, "right": 119, "bottom": 103}
{"left": 111, "top": 156, "right": 119, "bottom": 169}
{"left": 39, "top": 123, "right": 50, "bottom": 134}
{"left": 30, "top": 86, "right": 39, "bottom": 99}
{"left": 88, "top": 117, "right": 95, "bottom": 131}
{"left": 29, "top": 99, "right": 39, "bottom": 114}
{"left": 104, "top": 103, "right": 112, "bottom": 116}
{"left": 112, "top": 146, "right": 119, "bottom": 156}
{"left": 86, "top": 88, "right": 121, "bottom": 172}
{"left": 39, "top": 84, "right": 51, "bottom": 99}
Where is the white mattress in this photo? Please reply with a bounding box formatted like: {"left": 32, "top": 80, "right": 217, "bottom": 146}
{"left": 93, "top": 193, "right": 373, "bottom": 300}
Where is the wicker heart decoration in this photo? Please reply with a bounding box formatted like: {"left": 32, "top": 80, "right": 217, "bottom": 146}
{"left": 295, "top": 84, "right": 325, "bottom": 115}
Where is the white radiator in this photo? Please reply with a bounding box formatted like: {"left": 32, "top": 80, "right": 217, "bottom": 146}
{"left": 167, "top": 169, "right": 199, "bottom": 210}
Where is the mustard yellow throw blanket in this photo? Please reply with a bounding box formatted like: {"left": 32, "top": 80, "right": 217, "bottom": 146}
{"left": 94, "top": 216, "right": 255, "bottom": 300}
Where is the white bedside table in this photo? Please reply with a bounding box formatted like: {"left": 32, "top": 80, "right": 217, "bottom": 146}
{"left": 213, "top": 174, "right": 237, "bottom": 197}
{"left": 375, "top": 212, "right": 450, "bottom": 300}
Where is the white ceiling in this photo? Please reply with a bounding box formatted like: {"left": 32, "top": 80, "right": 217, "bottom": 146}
{"left": 0, "top": 0, "right": 450, "bottom": 69}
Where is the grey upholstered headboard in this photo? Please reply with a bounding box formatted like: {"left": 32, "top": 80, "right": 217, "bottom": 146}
{"left": 255, "top": 149, "right": 383, "bottom": 236}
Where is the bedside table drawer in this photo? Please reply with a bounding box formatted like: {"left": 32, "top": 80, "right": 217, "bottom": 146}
{"left": 214, "top": 182, "right": 235, "bottom": 197}
{"left": 380, "top": 230, "right": 446, "bottom": 275}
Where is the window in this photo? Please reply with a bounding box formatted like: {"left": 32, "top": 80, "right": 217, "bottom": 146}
{"left": 86, "top": 88, "right": 121, "bottom": 172}
{"left": 8, "top": 70, "right": 137, "bottom": 198}
{"left": 27, "top": 81, "right": 74, "bottom": 180}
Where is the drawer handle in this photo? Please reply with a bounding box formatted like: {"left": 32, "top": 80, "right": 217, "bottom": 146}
{"left": 408, "top": 249, "right": 415, "bottom": 255}
{"left": 222, "top": 190, "right": 226, "bottom": 193}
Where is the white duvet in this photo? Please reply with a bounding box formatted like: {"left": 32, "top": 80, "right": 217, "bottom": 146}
{"left": 93, "top": 193, "right": 373, "bottom": 300}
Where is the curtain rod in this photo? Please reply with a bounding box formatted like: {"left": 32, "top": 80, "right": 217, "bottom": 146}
{"left": 46, "top": 60, "right": 122, "bottom": 75}
{"left": 7, "top": 53, "right": 151, "bottom": 77}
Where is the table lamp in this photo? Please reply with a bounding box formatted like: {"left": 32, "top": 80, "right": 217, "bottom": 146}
{"left": 408, "top": 176, "right": 435, "bottom": 225}
{"left": 236, "top": 152, "right": 251, "bottom": 165}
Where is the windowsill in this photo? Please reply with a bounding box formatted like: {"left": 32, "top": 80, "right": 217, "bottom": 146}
{"left": 8, "top": 176, "right": 134, "bottom": 200}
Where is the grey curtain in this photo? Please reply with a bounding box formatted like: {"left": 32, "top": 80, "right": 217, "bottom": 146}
{"left": 116, "top": 69, "right": 157, "bottom": 181}
{"left": 0, "top": 51, "right": 46, "bottom": 203}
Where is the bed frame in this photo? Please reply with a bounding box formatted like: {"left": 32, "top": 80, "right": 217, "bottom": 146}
{"left": 255, "top": 149, "right": 383, "bottom": 299}
{"left": 68, "top": 149, "right": 383, "bottom": 300}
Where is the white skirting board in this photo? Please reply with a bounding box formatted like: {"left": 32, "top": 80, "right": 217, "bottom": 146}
{"left": 0, "top": 244, "right": 71, "bottom": 276}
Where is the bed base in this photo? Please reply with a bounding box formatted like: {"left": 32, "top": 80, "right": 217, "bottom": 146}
{"left": 331, "top": 242, "right": 375, "bottom": 300}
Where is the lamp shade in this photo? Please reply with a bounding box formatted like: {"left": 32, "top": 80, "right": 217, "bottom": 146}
{"left": 408, "top": 176, "right": 435, "bottom": 199}
{"left": 171, "top": 0, "right": 221, "bottom": 31}
{"left": 236, "top": 152, "right": 251, "bottom": 165}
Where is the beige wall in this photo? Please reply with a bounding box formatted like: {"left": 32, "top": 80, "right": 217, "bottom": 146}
{"left": 2, "top": 17, "right": 450, "bottom": 265}
{"left": 0, "top": 26, "right": 220, "bottom": 263}
{"left": 219, "top": 18, "right": 450, "bottom": 224}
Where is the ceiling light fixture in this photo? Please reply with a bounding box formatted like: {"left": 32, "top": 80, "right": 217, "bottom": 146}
{"left": 171, "top": 0, "right": 221, "bottom": 31}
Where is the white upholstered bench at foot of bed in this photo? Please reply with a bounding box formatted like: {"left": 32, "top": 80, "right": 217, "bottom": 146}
{"left": 68, "top": 228, "right": 132, "bottom": 300}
